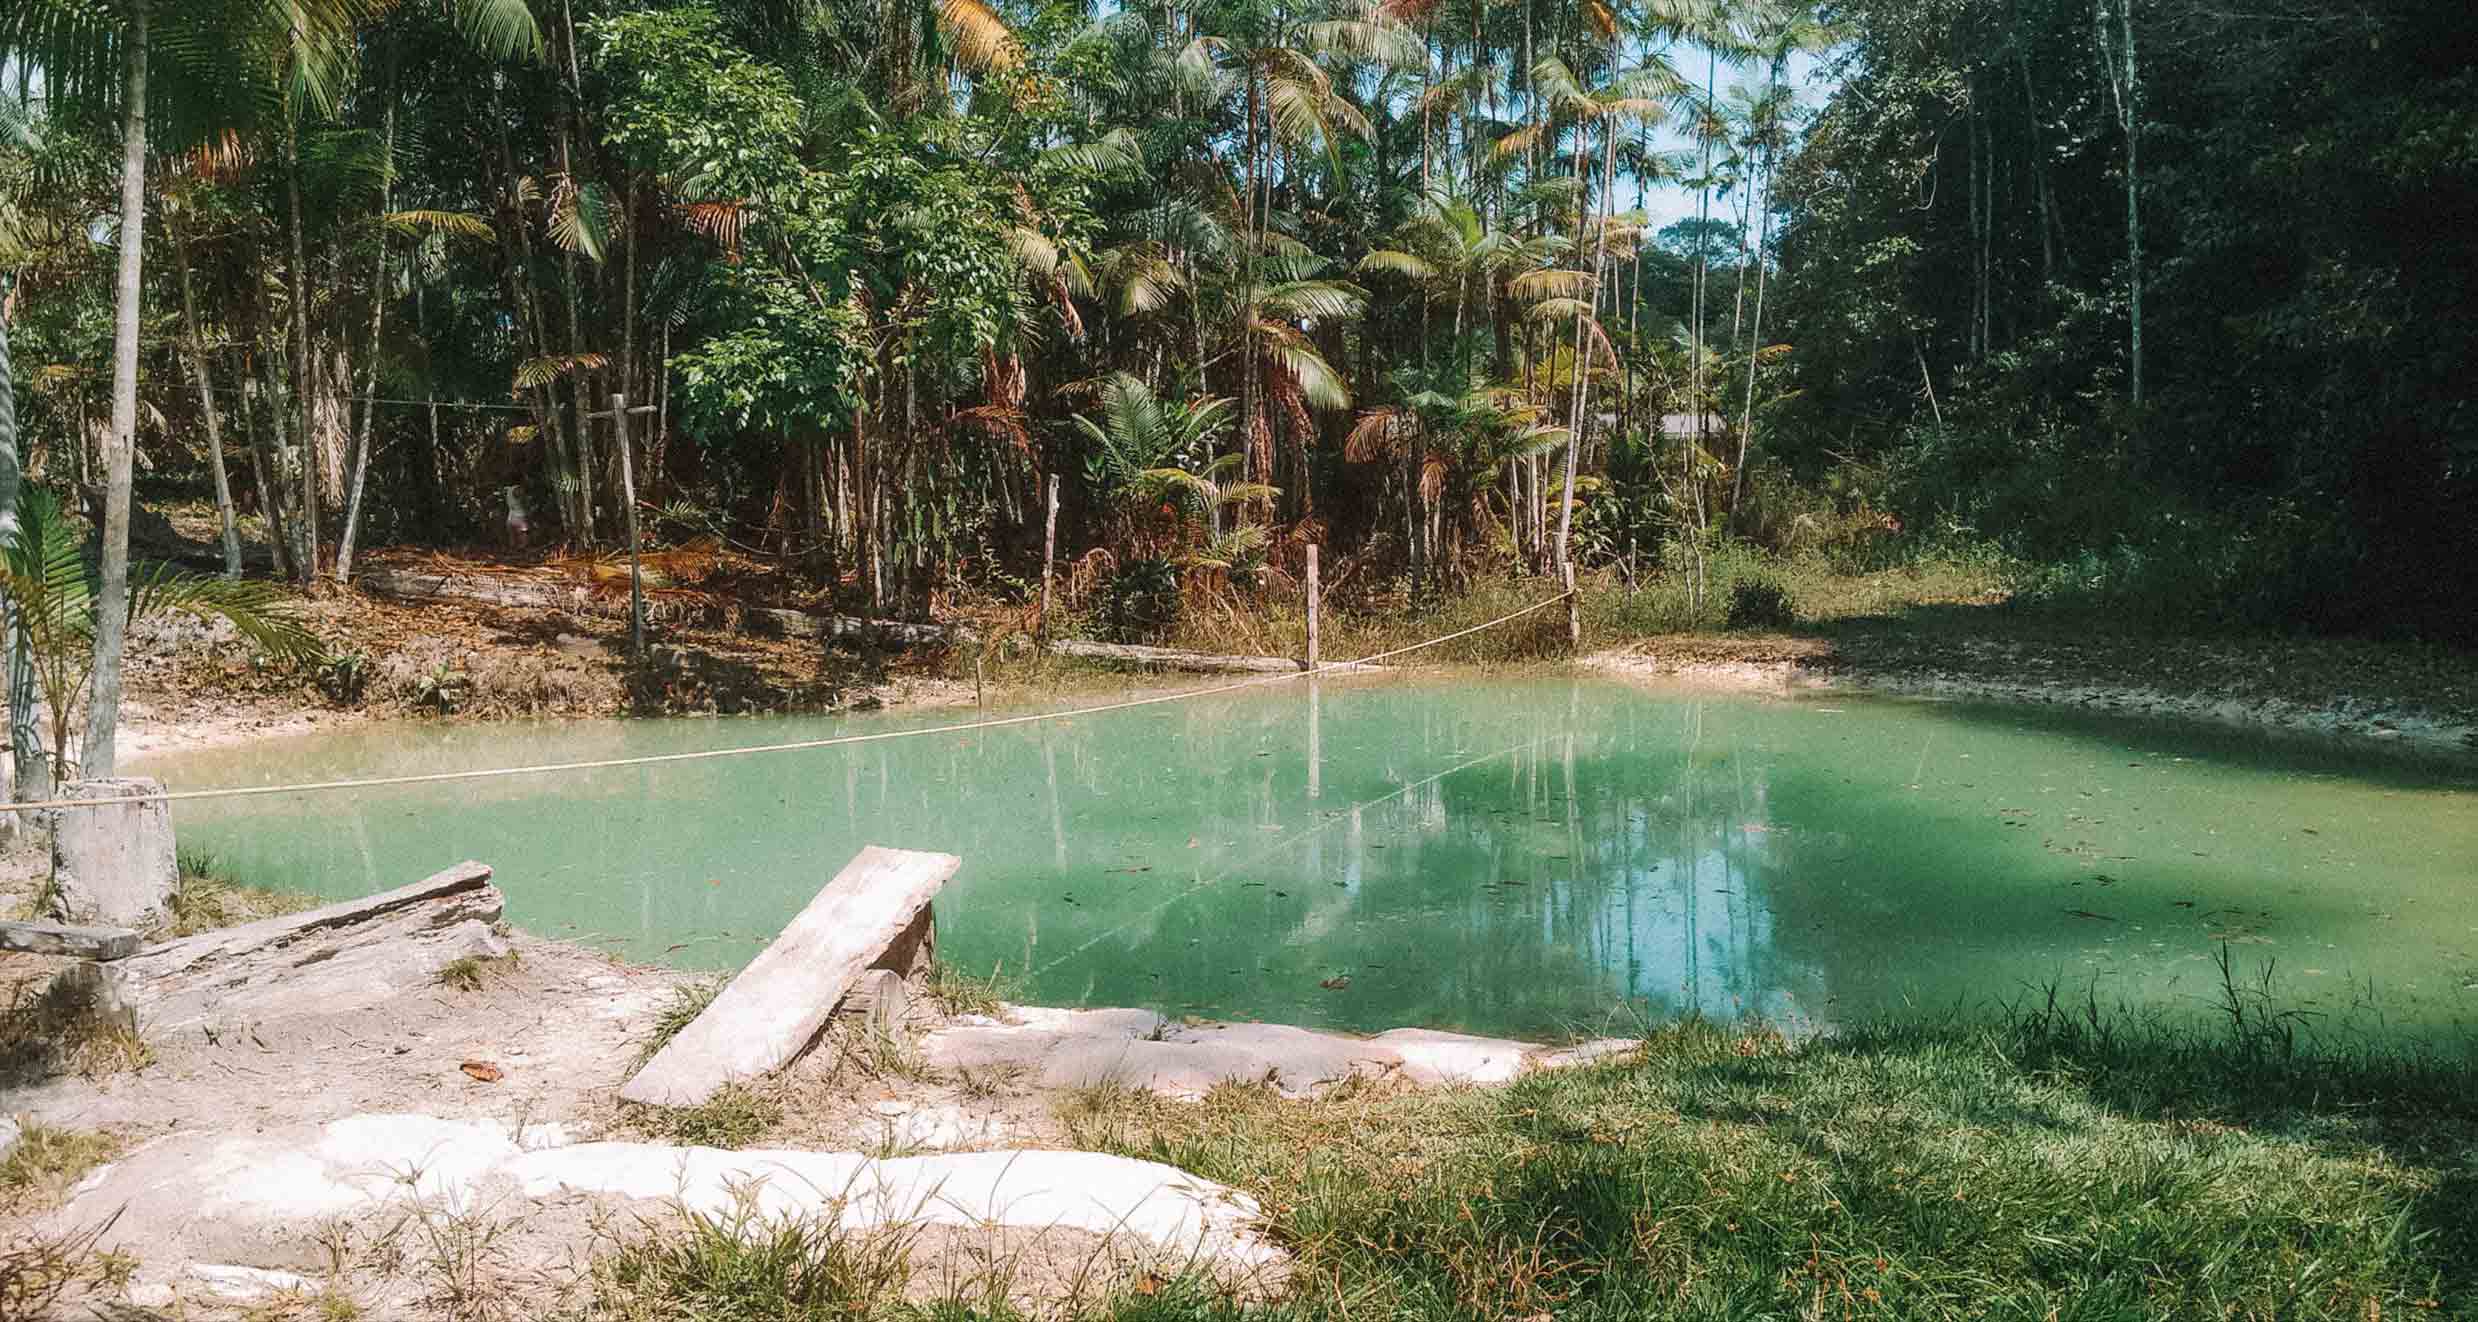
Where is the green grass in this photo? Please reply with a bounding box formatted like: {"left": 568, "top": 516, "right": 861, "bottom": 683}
{"left": 614, "top": 1083, "right": 782, "bottom": 1150}
{"left": 922, "top": 960, "right": 1017, "bottom": 1018}
{"left": 0, "top": 1122, "right": 120, "bottom": 1205}
{"left": 579, "top": 1198, "right": 917, "bottom": 1321}
{"left": 433, "top": 951, "right": 523, "bottom": 991}
{"left": 166, "top": 849, "right": 322, "bottom": 938}
{"left": 634, "top": 978, "right": 725, "bottom": 1068}
{"left": 1031, "top": 1007, "right": 2478, "bottom": 1321}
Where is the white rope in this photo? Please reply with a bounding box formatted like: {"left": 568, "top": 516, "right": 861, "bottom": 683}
{"left": 8, "top": 592, "right": 1574, "bottom": 815}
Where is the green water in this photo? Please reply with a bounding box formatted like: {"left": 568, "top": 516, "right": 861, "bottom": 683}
{"left": 139, "top": 678, "right": 2478, "bottom": 1043}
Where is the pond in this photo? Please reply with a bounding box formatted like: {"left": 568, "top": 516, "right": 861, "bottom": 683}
{"left": 139, "top": 677, "right": 2478, "bottom": 1045}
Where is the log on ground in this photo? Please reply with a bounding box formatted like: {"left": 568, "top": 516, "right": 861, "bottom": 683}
{"left": 116, "top": 860, "right": 507, "bottom": 1030}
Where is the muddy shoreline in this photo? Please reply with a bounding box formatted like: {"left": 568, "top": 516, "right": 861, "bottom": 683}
{"left": 1586, "top": 633, "right": 2477, "bottom": 756}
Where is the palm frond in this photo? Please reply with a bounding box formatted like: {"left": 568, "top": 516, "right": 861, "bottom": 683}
{"left": 936, "top": 0, "right": 1022, "bottom": 73}
{"left": 382, "top": 209, "right": 493, "bottom": 240}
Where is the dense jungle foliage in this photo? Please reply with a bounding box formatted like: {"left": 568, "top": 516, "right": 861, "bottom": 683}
{"left": 1, "top": 0, "right": 2470, "bottom": 746}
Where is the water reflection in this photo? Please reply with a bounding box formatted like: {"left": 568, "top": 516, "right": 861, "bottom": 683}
{"left": 148, "top": 677, "right": 2478, "bottom": 1042}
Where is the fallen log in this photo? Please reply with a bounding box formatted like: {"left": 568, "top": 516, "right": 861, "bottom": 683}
{"left": 115, "top": 860, "right": 507, "bottom": 1031}
{"left": 1041, "top": 639, "right": 1387, "bottom": 675}
{"left": 1042, "top": 639, "right": 1305, "bottom": 674}
{"left": 620, "top": 846, "right": 958, "bottom": 1108}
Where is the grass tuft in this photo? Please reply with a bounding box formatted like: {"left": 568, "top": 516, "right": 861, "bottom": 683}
{"left": 921, "top": 960, "right": 1016, "bottom": 1019}
{"left": 586, "top": 1199, "right": 916, "bottom": 1321}
{"left": 434, "top": 952, "right": 522, "bottom": 992}
{"left": 166, "top": 850, "right": 322, "bottom": 938}
{"left": 617, "top": 1084, "right": 782, "bottom": 1150}
{"left": 0, "top": 1121, "right": 121, "bottom": 1205}
{"left": 634, "top": 978, "right": 724, "bottom": 1068}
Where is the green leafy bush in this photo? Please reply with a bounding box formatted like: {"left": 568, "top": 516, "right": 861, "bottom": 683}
{"left": 1100, "top": 557, "right": 1181, "bottom": 642}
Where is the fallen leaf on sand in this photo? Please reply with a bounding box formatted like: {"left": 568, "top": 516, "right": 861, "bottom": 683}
{"left": 461, "top": 1061, "right": 505, "bottom": 1083}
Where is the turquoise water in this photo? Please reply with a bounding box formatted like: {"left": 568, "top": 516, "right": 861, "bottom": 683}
{"left": 139, "top": 678, "right": 2478, "bottom": 1043}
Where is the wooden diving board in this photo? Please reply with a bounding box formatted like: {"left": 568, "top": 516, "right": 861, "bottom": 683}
{"left": 619, "top": 846, "right": 959, "bottom": 1108}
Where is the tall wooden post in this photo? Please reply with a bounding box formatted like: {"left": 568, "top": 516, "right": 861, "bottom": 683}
{"left": 1304, "top": 543, "right": 1320, "bottom": 671}
{"left": 589, "top": 392, "right": 657, "bottom": 661}
{"left": 1562, "top": 559, "right": 1580, "bottom": 649}
{"left": 1037, "top": 474, "right": 1059, "bottom": 640}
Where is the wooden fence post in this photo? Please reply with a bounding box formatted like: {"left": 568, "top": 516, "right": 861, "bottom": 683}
{"left": 1304, "top": 543, "right": 1320, "bottom": 671}
{"left": 1562, "top": 559, "right": 1580, "bottom": 649}
{"left": 1038, "top": 474, "right": 1060, "bottom": 640}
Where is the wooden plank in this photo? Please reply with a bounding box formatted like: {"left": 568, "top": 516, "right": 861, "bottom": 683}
{"left": 0, "top": 920, "right": 140, "bottom": 961}
{"left": 126, "top": 860, "right": 495, "bottom": 981}
{"left": 620, "top": 846, "right": 959, "bottom": 1108}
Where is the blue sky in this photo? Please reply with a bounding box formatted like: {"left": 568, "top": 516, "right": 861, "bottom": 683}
{"left": 1634, "top": 46, "right": 1838, "bottom": 237}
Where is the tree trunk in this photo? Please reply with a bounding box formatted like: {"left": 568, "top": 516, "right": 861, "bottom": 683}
{"left": 337, "top": 101, "right": 396, "bottom": 583}
{"left": 559, "top": 126, "right": 597, "bottom": 543}
{"left": 2098, "top": 0, "right": 2143, "bottom": 410}
{"left": 0, "top": 273, "right": 43, "bottom": 816}
{"left": 1732, "top": 148, "right": 1774, "bottom": 528}
{"left": 170, "top": 205, "right": 243, "bottom": 577}
{"left": 1555, "top": 121, "right": 1618, "bottom": 570}
{"left": 83, "top": 0, "right": 148, "bottom": 781}
{"left": 240, "top": 364, "right": 292, "bottom": 580}
{"left": 285, "top": 115, "right": 319, "bottom": 584}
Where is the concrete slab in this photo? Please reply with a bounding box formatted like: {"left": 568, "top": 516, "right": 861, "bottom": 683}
{"left": 621, "top": 846, "right": 959, "bottom": 1107}
{"left": 60, "top": 1112, "right": 1281, "bottom": 1280}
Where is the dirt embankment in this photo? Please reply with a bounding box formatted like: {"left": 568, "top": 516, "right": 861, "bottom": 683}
{"left": 117, "top": 555, "right": 977, "bottom": 761}
{"left": 1592, "top": 624, "right": 2478, "bottom": 754}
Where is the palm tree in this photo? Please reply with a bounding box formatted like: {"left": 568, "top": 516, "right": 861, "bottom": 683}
{"left": 1533, "top": 53, "right": 1675, "bottom": 569}
{"left": 1347, "top": 372, "right": 1568, "bottom": 583}
{"left": 1180, "top": 7, "right": 1408, "bottom": 490}
{"left": 1727, "top": 4, "right": 1830, "bottom": 524}
{"left": 4, "top": 489, "right": 320, "bottom": 780}
{"left": 2, "top": 0, "right": 343, "bottom": 776}
{"left": 1, "top": 0, "right": 537, "bottom": 776}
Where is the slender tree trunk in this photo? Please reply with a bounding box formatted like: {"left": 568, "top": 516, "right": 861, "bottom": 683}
{"left": 1732, "top": 154, "right": 1773, "bottom": 528}
{"left": 0, "top": 272, "right": 42, "bottom": 814}
{"left": 1556, "top": 122, "right": 1618, "bottom": 569}
{"left": 560, "top": 126, "right": 597, "bottom": 542}
{"left": 83, "top": 0, "right": 148, "bottom": 780}
{"left": 337, "top": 103, "right": 396, "bottom": 582}
{"left": 2098, "top": 0, "right": 2143, "bottom": 409}
{"left": 169, "top": 205, "right": 243, "bottom": 577}
{"left": 240, "top": 363, "right": 292, "bottom": 579}
{"left": 285, "top": 115, "right": 319, "bottom": 585}
{"left": 2118, "top": 0, "right": 2142, "bottom": 409}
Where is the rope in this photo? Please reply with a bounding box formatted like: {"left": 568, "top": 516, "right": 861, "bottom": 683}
{"left": 6, "top": 592, "right": 1574, "bottom": 815}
